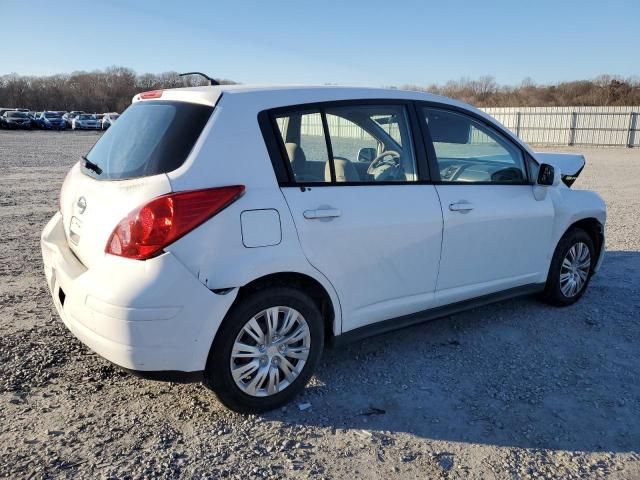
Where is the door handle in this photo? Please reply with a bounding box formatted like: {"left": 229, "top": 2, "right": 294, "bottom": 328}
{"left": 303, "top": 208, "right": 342, "bottom": 219}
{"left": 449, "top": 202, "right": 474, "bottom": 212}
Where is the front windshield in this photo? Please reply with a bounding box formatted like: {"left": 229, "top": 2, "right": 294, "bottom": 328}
{"left": 8, "top": 112, "right": 28, "bottom": 118}
{"left": 44, "top": 112, "right": 61, "bottom": 118}
{"left": 78, "top": 114, "right": 94, "bottom": 120}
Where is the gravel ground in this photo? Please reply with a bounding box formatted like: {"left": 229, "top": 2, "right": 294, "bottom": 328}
{"left": 1, "top": 130, "right": 639, "bottom": 479}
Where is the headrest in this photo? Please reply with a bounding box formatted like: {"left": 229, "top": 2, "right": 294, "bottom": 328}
{"left": 325, "top": 158, "right": 360, "bottom": 182}
{"left": 285, "top": 142, "right": 306, "bottom": 167}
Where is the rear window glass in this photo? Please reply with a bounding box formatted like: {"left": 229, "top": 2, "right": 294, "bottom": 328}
{"left": 83, "top": 100, "right": 213, "bottom": 180}
{"left": 44, "top": 112, "right": 61, "bottom": 118}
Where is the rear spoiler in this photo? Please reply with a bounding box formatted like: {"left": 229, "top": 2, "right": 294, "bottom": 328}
{"left": 534, "top": 152, "right": 585, "bottom": 187}
{"left": 132, "top": 88, "right": 221, "bottom": 107}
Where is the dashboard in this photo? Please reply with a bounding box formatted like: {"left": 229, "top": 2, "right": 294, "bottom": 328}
{"left": 438, "top": 158, "right": 526, "bottom": 183}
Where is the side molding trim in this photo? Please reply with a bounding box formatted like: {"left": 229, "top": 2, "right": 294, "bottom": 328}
{"left": 332, "top": 283, "right": 545, "bottom": 346}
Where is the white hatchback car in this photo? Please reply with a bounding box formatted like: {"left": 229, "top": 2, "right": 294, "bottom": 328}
{"left": 41, "top": 85, "right": 606, "bottom": 412}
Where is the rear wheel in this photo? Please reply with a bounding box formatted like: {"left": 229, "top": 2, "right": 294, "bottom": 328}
{"left": 204, "top": 287, "right": 324, "bottom": 413}
{"left": 543, "top": 228, "right": 595, "bottom": 306}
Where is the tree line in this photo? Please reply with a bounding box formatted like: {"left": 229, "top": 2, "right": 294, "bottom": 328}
{"left": 1, "top": 67, "right": 639, "bottom": 112}
{"left": 402, "top": 75, "right": 640, "bottom": 107}
{"left": 0, "top": 66, "right": 236, "bottom": 113}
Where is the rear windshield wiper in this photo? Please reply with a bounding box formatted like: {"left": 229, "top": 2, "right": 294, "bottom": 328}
{"left": 82, "top": 156, "right": 102, "bottom": 175}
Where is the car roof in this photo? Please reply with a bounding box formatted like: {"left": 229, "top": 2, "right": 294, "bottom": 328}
{"left": 134, "top": 84, "right": 451, "bottom": 101}
{"left": 133, "top": 84, "right": 463, "bottom": 108}
{"left": 133, "top": 84, "right": 495, "bottom": 127}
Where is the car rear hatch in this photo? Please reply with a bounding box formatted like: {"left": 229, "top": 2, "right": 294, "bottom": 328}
{"left": 59, "top": 95, "right": 216, "bottom": 268}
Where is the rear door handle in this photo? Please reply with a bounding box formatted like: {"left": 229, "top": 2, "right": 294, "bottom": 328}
{"left": 449, "top": 202, "right": 474, "bottom": 212}
{"left": 303, "top": 208, "right": 342, "bottom": 219}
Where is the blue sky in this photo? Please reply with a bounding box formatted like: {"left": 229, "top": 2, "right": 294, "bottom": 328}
{"left": 1, "top": 0, "right": 638, "bottom": 86}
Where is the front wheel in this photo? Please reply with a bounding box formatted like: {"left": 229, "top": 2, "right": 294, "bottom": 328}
{"left": 204, "top": 287, "right": 324, "bottom": 413}
{"left": 543, "top": 228, "right": 595, "bottom": 306}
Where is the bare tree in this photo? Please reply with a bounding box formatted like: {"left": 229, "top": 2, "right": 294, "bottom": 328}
{"left": 403, "top": 75, "right": 640, "bottom": 107}
{"left": 2, "top": 68, "right": 639, "bottom": 110}
{"left": 0, "top": 67, "right": 236, "bottom": 112}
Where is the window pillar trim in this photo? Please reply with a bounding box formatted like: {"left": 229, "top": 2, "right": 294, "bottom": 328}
{"left": 320, "top": 111, "right": 336, "bottom": 182}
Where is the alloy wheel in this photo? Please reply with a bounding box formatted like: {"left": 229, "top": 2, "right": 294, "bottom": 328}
{"left": 230, "top": 306, "right": 311, "bottom": 397}
{"left": 559, "top": 242, "right": 591, "bottom": 297}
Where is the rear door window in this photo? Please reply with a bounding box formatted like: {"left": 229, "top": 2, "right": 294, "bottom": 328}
{"left": 271, "top": 103, "right": 418, "bottom": 184}
{"left": 324, "top": 105, "right": 417, "bottom": 182}
{"left": 83, "top": 100, "right": 213, "bottom": 180}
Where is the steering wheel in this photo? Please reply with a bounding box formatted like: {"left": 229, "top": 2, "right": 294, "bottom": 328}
{"left": 366, "top": 150, "right": 401, "bottom": 176}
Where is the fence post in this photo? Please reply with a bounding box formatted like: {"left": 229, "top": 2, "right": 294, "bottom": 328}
{"left": 568, "top": 112, "right": 577, "bottom": 146}
{"left": 515, "top": 112, "right": 521, "bottom": 137}
{"left": 627, "top": 112, "right": 637, "bottom": 148}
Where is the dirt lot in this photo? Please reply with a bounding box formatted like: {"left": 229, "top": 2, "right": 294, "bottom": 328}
{"left": 1, "top": 130, "right": 639, "bottom": 479}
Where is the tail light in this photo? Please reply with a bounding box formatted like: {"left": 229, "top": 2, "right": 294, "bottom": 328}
{"left": 106, "top": 186, "right": 245, "bottom": 260}
{"left": 139, "top": 90, "right": 163, "bottom": 99}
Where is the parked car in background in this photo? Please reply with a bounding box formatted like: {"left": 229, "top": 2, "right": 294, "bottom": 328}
{"left": 95, "top": 114, "right": 105, "bottom": 125}
{"left": 63, "top": 111, "right": 85, "bottom": 128}
{"left": 101, "top": 112, "right": 119, "bottom": 129}
{"left": 62, "top": 113, "right": 75, "bottom": 128}
{"left": 72, "top": 114, "right": 100, "bottom": 130}
{"left": 2, "top": 110, "right": 33, "bottom": 129}
{"left": 30, "top": 112, "right": 42, "bottom": 128}
{"left": 0, "top": 108, "right": 15, "bottom": 127}
{"left": 40, "top": 111, "right": 67, "bottom": 130}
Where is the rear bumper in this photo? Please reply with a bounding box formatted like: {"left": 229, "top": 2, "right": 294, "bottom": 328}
{"left": 123, "top": 368, "right": 203, "bottom": 383}
{"left": 41, "top": 212, "right": 238, "bottom": 374}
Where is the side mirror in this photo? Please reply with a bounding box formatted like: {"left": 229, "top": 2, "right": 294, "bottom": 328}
{"left": 537, "top": 163, "right": 555, "bottom": 186}
{"left": 357, "top": 147, "right": 376, "bottom": 163}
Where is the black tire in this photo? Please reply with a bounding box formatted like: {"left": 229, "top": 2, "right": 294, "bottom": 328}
{"left": 542, "top": 227, "right": 595, "bottom": 306}
{"left": 204, "top": 286, "right": 324, "bottom": 413}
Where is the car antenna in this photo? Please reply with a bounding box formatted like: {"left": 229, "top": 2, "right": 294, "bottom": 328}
{"left": 178, "top": 72, "right": 220, "bottom": 86}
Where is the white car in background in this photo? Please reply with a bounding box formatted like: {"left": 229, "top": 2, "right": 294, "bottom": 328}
{"left": 101, "top": 112, "right": 120, "bottom": 129}
{"left": 41, "top": 85, "right": 606, "bottom": 413}
{"left": 72, "top": 113, "right": 100, "bottom": 130}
